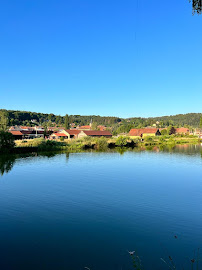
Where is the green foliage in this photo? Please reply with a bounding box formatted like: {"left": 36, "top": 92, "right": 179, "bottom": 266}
{"left": 38, "top": 140, "right": 66, "bottom": 150}
{"left": 64, "top": 114, "right": 70, "bottom": 129}
{"left": 200, "top": 117, "right": 202, "bottom": 128}
{"left": 0, "top": 130, "right": 15, "bottom": 153}
{"left": 114, "top": 123, "right": 135, "bottom": 135}
{"left": 0, "top": 110, "right": 9, "bottom": 131}
{"left": 159, "top": 136, "right": 166, "bottom": 143}
{"left": 115, "top": 136, "right": 129, "bottom": 147}
{"left": 189, "top": 0, "right": 202, "bottom": 14}
{"left": 144, "top": 136, "right": 153, "bottom": 142}
{"left": 1, "top": 109, "right": 202, "bottom": 129}
{"left": 95, "top": 137, "right": 108, "bottom": 150}
{"left": 168, "top": 126, "right": 176, "bottom": 135}
{"left": 60, "top": 137, "right": 64, "bottom": 141}
{"left": 160, "top": 129, "right": 168, "bottom": 135}
{"left": 91, "top": 122, "right": 98, "bottom": 130}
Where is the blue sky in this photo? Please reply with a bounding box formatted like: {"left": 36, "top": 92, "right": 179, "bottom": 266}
{"left": 0, "top": 0, "right": 201, "bottom": 118}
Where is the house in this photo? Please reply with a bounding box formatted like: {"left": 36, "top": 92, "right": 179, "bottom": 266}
{"left": 175, "top": 128, "right": 189, "bottom": 134}
{"left": 97, "top": 125, "right": 107, "bottom": 131}
{"left": 63, "top": 129, "right": 81, "bottom": 139}
{"left": 77, "top": 125, "right": 91, "bottom": 130}
{"left": 49, "top": 129, "right": 81, "bottom": 140}
{"left": 49, "top": 133, "right": 68, "bottom": 140}
{"left": 129, "top": 128, "right": 161, "bottom": 137}
{"left": 9, "top": 130, "right": 24, "bottom": 140}
{"left": 78, "top": 130, "right": 112, "bottom": 139}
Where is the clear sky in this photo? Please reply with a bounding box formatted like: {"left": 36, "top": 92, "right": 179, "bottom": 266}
{"left": 0, "top": 0, "right": 201, "bottom": 118}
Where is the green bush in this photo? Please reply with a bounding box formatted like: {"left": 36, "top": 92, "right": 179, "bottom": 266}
{"left": 115, "top": 136, "right": 129, "bottom": 147}
{"left": 95, "top": 137, "right": 108, "bottom": 150}
{"left": 0, "top": 131, "right": 15, "bottom": 153}
{"left": 38, "top": 140, "right": 66, "bottom": 150}
{"left": 160, "top": 129, "right": 168, "bottom": 135}
{"left": 144, "top": 136, "right": 153, "bottom": 142}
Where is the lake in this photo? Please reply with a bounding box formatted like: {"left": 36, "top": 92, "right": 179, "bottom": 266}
{"left": 0, "top": 145, "right": 202, "bottom": 270}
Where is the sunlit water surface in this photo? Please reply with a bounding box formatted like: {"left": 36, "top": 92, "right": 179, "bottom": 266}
{"left": 0, "top": 145, "right": 202, "bottom": 270}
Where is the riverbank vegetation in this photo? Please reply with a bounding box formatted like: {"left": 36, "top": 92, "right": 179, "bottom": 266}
{"left": 5, "top": 134, "right": 200, "bottom": 154}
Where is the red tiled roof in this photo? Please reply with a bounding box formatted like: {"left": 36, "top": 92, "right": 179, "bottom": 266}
{"left": 78, "top": 125, "right": 91, "bottom": 129}
{"left": 51, "top": 133, "right": 67, "bottom": 137}
{"left": 64, "top": 129, "right": 81, "bottom": 135}
{"left": 129, "top": 128, "right": 158, "bottom": 136}
{"left": 175, "top": 128, "right": 189, "bottom": 133}
{"left": 97, "top": 125, "right": 107, "bottom": 131}
{"left": 9, "top": 131, "right": 23, "bottom": 136}
{"left": 83, "top": 130, "right": 112, "bottom": 136}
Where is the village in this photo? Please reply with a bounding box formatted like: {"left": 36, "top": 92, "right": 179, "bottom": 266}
{"left": 8, "top": 122, "right": 202, "bottom": 141}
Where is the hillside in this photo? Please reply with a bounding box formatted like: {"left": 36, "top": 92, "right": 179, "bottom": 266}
{"left": 0, "top": 109, "right": 202, "bottom": 128}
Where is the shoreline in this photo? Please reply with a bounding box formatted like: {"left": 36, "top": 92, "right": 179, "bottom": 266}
{"left": 1, "top": 135, "right": 201, "bottom": 155}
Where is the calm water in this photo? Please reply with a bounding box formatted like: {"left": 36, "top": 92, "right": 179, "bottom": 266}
{"left": 0, "top": 145, "right": 202, "bottom": 270}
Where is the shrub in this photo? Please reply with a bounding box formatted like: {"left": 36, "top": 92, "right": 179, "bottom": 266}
{"left": 160, "top": 129, "right": 168, "bottom": 135}
{"left": 115, "top": 136, "right": 129, "bottom": 147}
{"left": 144, "top": 136, "right": 153, "bottom": 142}
{"left": 0, "top": 131, "right": 15, "bottom": 153}
{"left": 95, "top": 137, "right": 108, "bottom": 150}
{"left": 38, "top": 140, "right": 66, "bottom": 150}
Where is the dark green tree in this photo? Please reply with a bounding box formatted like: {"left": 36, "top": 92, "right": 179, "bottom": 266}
{"left": 0, "top": 110, "right": 9, "bottom": 131}
{"left": 64, "top": 114, "right": 70, "bottom": 129}
{"left": 200, "top": 117, "right": 202, "bottom": 128}
{"left": 169, "top": 126, "right": 176, "bottom": 135}
{"left": 0, "top": 131, "right": 15, "bottom": 153}
{"left": 189, "top": 0, "right": 202, "bottom": 14}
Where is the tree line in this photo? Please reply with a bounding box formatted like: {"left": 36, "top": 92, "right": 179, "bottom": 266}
{"left": 1, "top": 109, "right": 202, "bottom": 129}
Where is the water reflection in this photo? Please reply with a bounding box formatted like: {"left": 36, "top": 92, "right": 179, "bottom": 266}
{"left": 0, "top": 145, "right": 201, "bottom": 175}
{"left": 0, "top": 155, "right": 16, "bottom": 175}
{"left": 0, "top": 151, "right": 70, "bottom": 176}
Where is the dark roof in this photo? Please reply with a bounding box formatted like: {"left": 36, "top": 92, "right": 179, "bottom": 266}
{"left": 83, "top": 130, "right": 112, "bottom": 136}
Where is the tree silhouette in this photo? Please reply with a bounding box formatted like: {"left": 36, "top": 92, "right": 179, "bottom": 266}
{"left": 189, "top": 0, "right": 202, "bottom": 14}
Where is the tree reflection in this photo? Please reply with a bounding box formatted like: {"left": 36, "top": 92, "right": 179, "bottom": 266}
{"left": 0, "top": 155, "right": 16, "bottom": 176}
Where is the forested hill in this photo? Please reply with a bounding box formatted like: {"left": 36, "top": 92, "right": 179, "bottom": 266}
{"left": 0, "top": 109, "right": 202, "bottom": 127}
{"left": 0, "top": 109, "right": 122, "bottom": 127}
{"left": 128, "top": 113, "right": 202, "bottom": 127}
